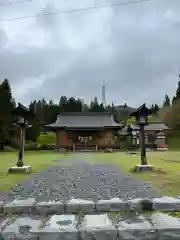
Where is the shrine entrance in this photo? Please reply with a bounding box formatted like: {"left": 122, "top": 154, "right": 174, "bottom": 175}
{"left": 75, "top": 136, "right": 97, "bottom": 151}
{"left": 78, "top": 136, "right": 92, "bottom": 149}
{"left": 66, "top": 130, "right": 98, "bottom": 151}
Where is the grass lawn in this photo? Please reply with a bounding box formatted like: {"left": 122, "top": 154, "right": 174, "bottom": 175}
{"left": 90, "top": 151, "right": 180, "bottom": 196}
{"left": 37, "top": 132, "right": 56, "bottom": 145}
{"left": 0, "top": 151, "right": 70, "bottom": 191}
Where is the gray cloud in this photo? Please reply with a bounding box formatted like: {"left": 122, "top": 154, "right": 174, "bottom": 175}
{"left": 0, "top": 0, "right": 180, "bottom": 107}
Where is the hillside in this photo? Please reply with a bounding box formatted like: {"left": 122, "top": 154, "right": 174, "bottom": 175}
{"left": 114, "top": 105, "right": 136, "bottom": 122}
{"left": 114, "top": 105, "right": 162, "bottom": 123}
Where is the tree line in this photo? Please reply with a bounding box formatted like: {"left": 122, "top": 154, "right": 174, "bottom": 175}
{"left": 0, "top": 77, "right": 180, "bottom": 149}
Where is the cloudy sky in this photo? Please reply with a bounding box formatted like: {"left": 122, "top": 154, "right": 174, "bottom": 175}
{"left": 0, "top": 0, "right": 180, "bottom": 107}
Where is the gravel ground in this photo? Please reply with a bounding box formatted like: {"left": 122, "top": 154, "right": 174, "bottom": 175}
{"left": 0, "top": 155, "right": 161, "bottom": 203}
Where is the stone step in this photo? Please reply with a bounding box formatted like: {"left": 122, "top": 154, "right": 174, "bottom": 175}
{"left": 1, "top": 196, "right": 180, "bottom": 215}
{"left": 1, "top": 212, "right": 180, "bottom": 239}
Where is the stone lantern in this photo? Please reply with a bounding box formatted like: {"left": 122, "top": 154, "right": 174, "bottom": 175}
{"left": 8, "top": 103, "right": 34, "bottom": 173}
{"left": 130, "top": 104, "right": 154, "bottom": 171}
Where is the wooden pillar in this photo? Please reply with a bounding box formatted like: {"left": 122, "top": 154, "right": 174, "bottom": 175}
{"left": 56, "top": 131, "right": 60, "bottom": 149}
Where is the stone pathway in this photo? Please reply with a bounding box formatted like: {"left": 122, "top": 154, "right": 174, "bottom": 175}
{"left": 0, "top": 154, "right": 161, "bottom": 203}
{"left": 1, "top": 154, "right": 180, "bottom": 239}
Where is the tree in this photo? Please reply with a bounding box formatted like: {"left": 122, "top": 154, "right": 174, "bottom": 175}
{"left": 0, "top": 79, "right": 14, "bottom": 149}
{"left": 59, "top": 96, "right": 68, "bottom": 112}
{"left": 90, "top": 97, "right": 99, "bottom": 111}
{"left": 172, "top": 75, "right": 180, "bottom": 104}
{"left": 124, "top": 102, "right": 127, "bottom": 108}
{"left": 172, "top": 96, "right": 176, "bottom": 105}
{"left": 175, "top": 78, "right": 180, "bottom": 99}
{"left": 154, "top": 104, "right": 160, "bottom": 113}
{"left": 27, "top": 101, "right": 40, "bottom": 142}
{"left": 161, "top": 99, "right": 180, "bottom": 134}
{"left": 67, "top": 97, "right": 79, "bottom": 112}
{"left": 158, "top": 106, "right": 171, "bottom": 125}
{"left": 150, "top": 104, "right": 160, "bottom": 115}
{"left": 163, "top": 95, "right": 171, "bottom": 107}
{"left": 90, "top": 97, "right": 105, "bottom": 112}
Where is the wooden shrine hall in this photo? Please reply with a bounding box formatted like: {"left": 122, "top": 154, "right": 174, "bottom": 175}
{"left": 45, "top": 112, "right": 124, "bottom": 151}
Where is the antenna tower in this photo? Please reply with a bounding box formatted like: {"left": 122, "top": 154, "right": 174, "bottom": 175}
{"left": 102, "top": 82, "right": 106, "bottom": 107}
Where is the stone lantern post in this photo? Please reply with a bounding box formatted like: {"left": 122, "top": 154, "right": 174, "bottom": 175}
{"left": 8, "top": 103, "right": 34, "bottom": 173}
{"left": 130, "top": 104, "right": 154, "bottom": 172}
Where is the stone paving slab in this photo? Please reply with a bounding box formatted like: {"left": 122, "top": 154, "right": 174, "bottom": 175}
{"left": 3, "top": 198, "right": 36, "bottom": 214}
{"left": 39, "top": 214, "right": 79, "bottom": 240}
{"left": 66, "top": 198, "right": 95, "bottom": 213}
{"left": 96, "top": 198, "right": 128, "bottom": 212}
{"left": 36, "top": 200, "right": 64, "bottom": 215}
{"left": 118, "top": 215, "right": 157, "bottom": 240}
{"left": 79, "top": 214, "right": 117, "bottom": 240}
{"left": 2, "top": 197, "right": 180, "bottom": 215}
{"left": 2, "top": 217, "right": 42, "bottom": 240}
{"left": 0, "top": 212, "right": 180, "bottom": 239}
{"left": 153, "top": 196, "right": 180, "bottom": 211}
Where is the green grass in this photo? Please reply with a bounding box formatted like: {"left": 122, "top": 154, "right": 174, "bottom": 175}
{"left": 168, "top": 136, "right": 180, "bottom": 150}
{"left": 0, "top": 151, "right": 70, "bottom": 191}
{"left": 89, "top": 151, "right": 180, "bottom": 196}
{"left": 36, "top": 132, "right": 56, "bottom": 145}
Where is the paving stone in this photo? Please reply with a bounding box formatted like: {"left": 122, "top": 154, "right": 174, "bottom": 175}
{"left": 3, "top": 198, "right": 36, "bottom": 214}
{"left": 118, "top": 215, "right": 157, "bottom": 240}
{"left": 153, "top": 196, "right": 180, "bottom": 211}
{"left": 96, "top": 198, "right": 129, "bottom": 212}
{"left": 151, "top": 213, "right": 180, "bottom": 239}
{"left": 39, "top": 214, "right": 78, "bottom": 240}
{"left": 79, "top": 214, "right": 117, "bottom": 240}
{"left": 128, "top": 198, "right": 153, "bottom": 211}
{"left": 128, "top": 198, "right": 145, "bottom": 211}
{"left": 36, "top": 200, "right": 64, "bottom": 214}
{"left": 66, "top": 198, "right": 95, "bottom": 213}
{"left": 1, "top": 216, "right": 42, "bottom": 240}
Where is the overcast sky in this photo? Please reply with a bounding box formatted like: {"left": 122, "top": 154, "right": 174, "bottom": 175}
{"left": 0, "top": 0, "right": 180, "bottom": 107}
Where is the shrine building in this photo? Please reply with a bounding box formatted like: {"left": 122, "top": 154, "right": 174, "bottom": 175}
{"left": 45, "top": 112, "right": 124, "bottom": 150}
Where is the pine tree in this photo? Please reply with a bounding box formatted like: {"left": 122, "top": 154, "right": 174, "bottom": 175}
{"left": 0, "top": 79, "right": 14, "bottom": 149}
{"left": 90, "top": 97, "right": 105, "bottom": 112}
{"left": 172, "top": 74, "right": 180, "bottom": 104}
{"left": 27, "top": 101, "right": 40, "bottom": 141}
{"left": 154, "top": 104, "right": 159, "bottom": 113}
{"left": 176, "top": 78, "right": 180, "bottom": 99}
{"left": 59, "top": 96, "right": 68, "bottom": 112}
{"left": 90, "top": 97, "right": 99, "bottom": 112}
{"left": 163, "top": 95, "right": 171, "bottom": 107}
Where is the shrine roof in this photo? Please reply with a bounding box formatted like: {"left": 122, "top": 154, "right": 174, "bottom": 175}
{"left": 130, "top": 122, "right": 169, "bottom": 131}
{"left": 45, "top": 112, "right": 124, "bottom": 129}
{"left": 121, "top": 122, "right": 169, "bottom": 133}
